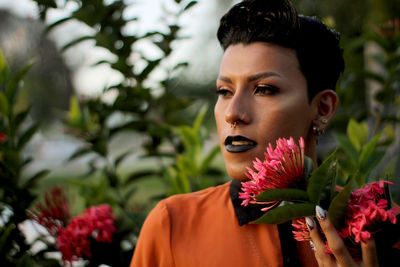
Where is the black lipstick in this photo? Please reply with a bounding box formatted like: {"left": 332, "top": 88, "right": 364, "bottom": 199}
{"left": 225, "top": 135, "right": 257, "bottom": 153}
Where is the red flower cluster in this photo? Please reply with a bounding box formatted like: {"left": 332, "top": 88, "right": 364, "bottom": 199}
{"left": 239, "top": 137, "right": 305, "bottom": 209}
{"left": 339, "top": 181, "right": 397, "bottom": 243}
{"left": 30, "top": 187, "right": 70, "bottom": 237}
{"left": 292, "top": 181, "right": 397, "bottom": 259}
{"left": 57, "top": 204, "right": 116, "bottom": 263}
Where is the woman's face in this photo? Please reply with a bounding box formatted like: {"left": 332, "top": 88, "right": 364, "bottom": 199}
{"left": 215, "top": 42, "right": 316, "bottom": 181}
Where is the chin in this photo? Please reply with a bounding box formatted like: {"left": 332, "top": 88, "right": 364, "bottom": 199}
{"left": 226, "top": 166, "right": 250, "bottom": 181}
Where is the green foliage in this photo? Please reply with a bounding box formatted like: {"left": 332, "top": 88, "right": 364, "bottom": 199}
{"left": 0, "top": 49, "right": 52, "bottom": 265}
{"left": 364, "top": 20, "right": 400, "bottom": 128}
{"left": 252, "top": 203, "right": 315, "bottom": 224}
{"left": 256, "top": 188, "right": 309, "bottom": 202}
{"left": 307, "top": 151, "right": 338, "bottom": 205}
{"left": 328, "top": 176, "right": 355, "bottom": 229}
{"left": 335, "top": 119, "right": 391, "bottom": 186}
{"left": 166, "top": 105, "right": 224, "bottom": 195}
{"left": 27, "top": 0, "right": 223, "bottom": 265}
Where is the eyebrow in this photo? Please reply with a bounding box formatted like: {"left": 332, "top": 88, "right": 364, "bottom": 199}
{"left": 217, "top": 72, "right": 281, "bottom": 83}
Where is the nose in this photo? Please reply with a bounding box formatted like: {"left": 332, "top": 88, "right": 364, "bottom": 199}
{"left": 225, "top": 92, "right": 251, "bottom": 126}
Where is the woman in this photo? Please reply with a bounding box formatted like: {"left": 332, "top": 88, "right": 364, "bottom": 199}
{"left": 130, "top": 0, "right": 380, "bottom": 266}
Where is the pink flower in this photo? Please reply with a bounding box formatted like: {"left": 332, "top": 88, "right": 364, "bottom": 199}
{"left": 29, "top": 186, "right": 70, "bottom": 237}
{"left": 292, "top": 218, "right": 311, "bottom": 241}
{"left": 57, "top": 204, "right": 116, "bottom": 263}
{"left": 239, "top": 137, "right": 305, "bottom": 208}
{"left": 340, "top": 181, "right": 397, "bottom": 243}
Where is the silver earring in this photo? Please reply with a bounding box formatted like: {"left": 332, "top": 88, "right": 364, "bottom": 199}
{"left": 321, "top": 118, "right": 328, "bottom": 124}
{"left": 231, "top": 121, "right": 237, "bottom": 128}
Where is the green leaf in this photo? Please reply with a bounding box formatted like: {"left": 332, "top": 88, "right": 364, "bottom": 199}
{"left": 123, "top": 187, "right": 137, "bottom": 202}
{"left": 17, "top": 123, "right": 39, "bottom": 150}
{"left": 328, "top": 176, "right": 354, "bottom": 229}
{"left": 193, "top": 104, "right": 208, "bottom": 133}
{"left": 68, "top": 95, "right": 83, "bottom": 127}
{"left": 0, "top": 49, "right": 10, "bottom": 84}
{"left": 23, "top": 169, "right": 50, "bottom": 189}
{"left": 177, "top": 155, "right": 197, "bottom": 176}
{"left": 359, "top": 134, "right": 383, "bottom": 173}
{"left": 347, "top": 119, "right": 368, "bottom": 151}
{"left": 61, "top": 35, "right": 94, "bottom": 52}
{"left": 174, "top": 125, "right": 199, "bottom": 152}
{"left": 384, "top": 182, "right": 392, "bottom": 209}
{"left": 68, "top": 147, "right": 92, "bottom": 162}
{"left": 303, "top": 156, "right": 314, "bottom": 181}
{"left": 334, "top": 133, "right": 359, "bottom": 163}
{"left": 0, "top": 92, "right": 8, "bottom": 116}
{"left": 13, "top": 107, "right": 31, "bottom": 133}
{"left": 307, "top": 150, "right": 337, "bottom": 204}
{"left": 114, "top": 151, "right": 131, "bottom": 169}
{"left": 199, "top": 145, "right": 220, "bottom": 174}
{"left": 360, "top": 151, "right": 385, "bottom": 178}
{"left": 319, "top": 160, "right": 338, "bottom": 209}
{"left": 252, "top": 203, "right": 315, "bottom": 224}
{"left": 6, "top": 61, "right": 34, "bottom": 105}
{"left": 256, "top": 188, "right": 309, "bottom": 202}
{"left": 124, "top": 170, "right": 158, "bottom": 185}
{"left": 0, "top": 223, "right": 15, "bottom": 250}
{"left": 363, "top": 70, "right": 385, "bottom": 84}
{"left": 46, "top": 16, "right": 72, "bottom": 32}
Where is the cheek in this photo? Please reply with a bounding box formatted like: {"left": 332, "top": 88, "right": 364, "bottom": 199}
{"left": 257, "top": 98, "right": 312, "bottom": 139}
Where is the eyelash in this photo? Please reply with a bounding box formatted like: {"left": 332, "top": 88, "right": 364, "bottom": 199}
{"left": 215, "top": 87, "right": 231, "bottom": 97}
{"left": 216, "top": 85, "right": 278, "bottom": 97}
{"left": 254, "top": 84, "right": 278, "bottom": 95}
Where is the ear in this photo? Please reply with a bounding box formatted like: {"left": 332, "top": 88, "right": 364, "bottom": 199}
{"left": 311, "top": 89, "right": 339, "bottom": 130}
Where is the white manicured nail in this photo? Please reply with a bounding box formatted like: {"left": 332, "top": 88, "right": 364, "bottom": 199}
{"left": 305, "top": 217, "right": 314, "bottom": 230}
{"left": 309, "top": 241, "right": 316, "bottom": 251}
{"left": 316, "top": 205, "right": 327, "bottom": 220}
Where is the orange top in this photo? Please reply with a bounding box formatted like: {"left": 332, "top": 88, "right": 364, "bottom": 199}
{"left": 130, "top": 181, "right": 318, "bottom": 267}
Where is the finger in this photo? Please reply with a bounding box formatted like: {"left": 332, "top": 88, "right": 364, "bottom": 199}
{"left": 315, "top": 205, "right": 354, "bottom": 267}
{"left": 306, "top": 216, "right": 336, "bottom": 266}
{"left": 361, "top": 238, "right": 378, "bottom": 267}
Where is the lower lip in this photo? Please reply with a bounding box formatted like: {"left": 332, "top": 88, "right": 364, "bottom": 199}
{"left": 225, "top": 144, "right": 256, "bottom": 153}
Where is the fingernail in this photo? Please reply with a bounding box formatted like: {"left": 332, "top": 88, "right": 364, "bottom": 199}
{"left": 305, "top": 217, "right": 314, "bottom": 230}
{"left": 309, "top": 241, "right": 316, "bottom": 252}
{"left": 316, "top": 205, "right": 327, "bottom": 220}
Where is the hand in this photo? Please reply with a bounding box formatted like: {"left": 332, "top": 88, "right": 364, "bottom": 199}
{"left": 306, "top": 206, "right": 379, "bottom": 267}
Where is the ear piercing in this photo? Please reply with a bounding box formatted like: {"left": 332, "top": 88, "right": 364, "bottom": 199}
{"left": 312, "top": 126, "right": 324, "bottom": 136}
{"left": 231, "top": 121, "right": 238, "bottom": 128}
{"left": 321, "top": 118, "right": 328, "bottom": 124}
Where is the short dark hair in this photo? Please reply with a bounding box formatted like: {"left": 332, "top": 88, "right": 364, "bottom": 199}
{"left": 217, "top": 0, "right": 345, "bottom": 100}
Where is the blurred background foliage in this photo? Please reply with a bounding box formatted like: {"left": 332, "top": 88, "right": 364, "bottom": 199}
{"left": 0, "top": 0, "right": 399, "bottom": 265}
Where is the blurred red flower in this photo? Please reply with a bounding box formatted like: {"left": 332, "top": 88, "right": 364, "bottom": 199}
{"left": 29, "top": 186, "right": 70, "bottom": 237}
{"left": 0, "top": 131, "right": 7, "bottom": 142}
{"left": 57, "top": 204, "right": 116, "bottom": 263}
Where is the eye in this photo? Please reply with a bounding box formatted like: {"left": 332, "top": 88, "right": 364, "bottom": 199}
{"left": 216, "top": 87, "right": 232, "bottom": 97}
{"left": 254, "top": 84, "right": 278, "bottom": 96}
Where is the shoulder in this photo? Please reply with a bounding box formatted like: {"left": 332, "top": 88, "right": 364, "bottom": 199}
{"left": 145, "top": 181, "right": 232, "bottom": 224}
{"left": 163, "top": 181, "right": 231, "bottom": 211}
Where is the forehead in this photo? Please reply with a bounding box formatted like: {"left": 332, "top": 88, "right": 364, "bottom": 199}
{"left": 219, "top": 42, "right": 301, "bottom": 78}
